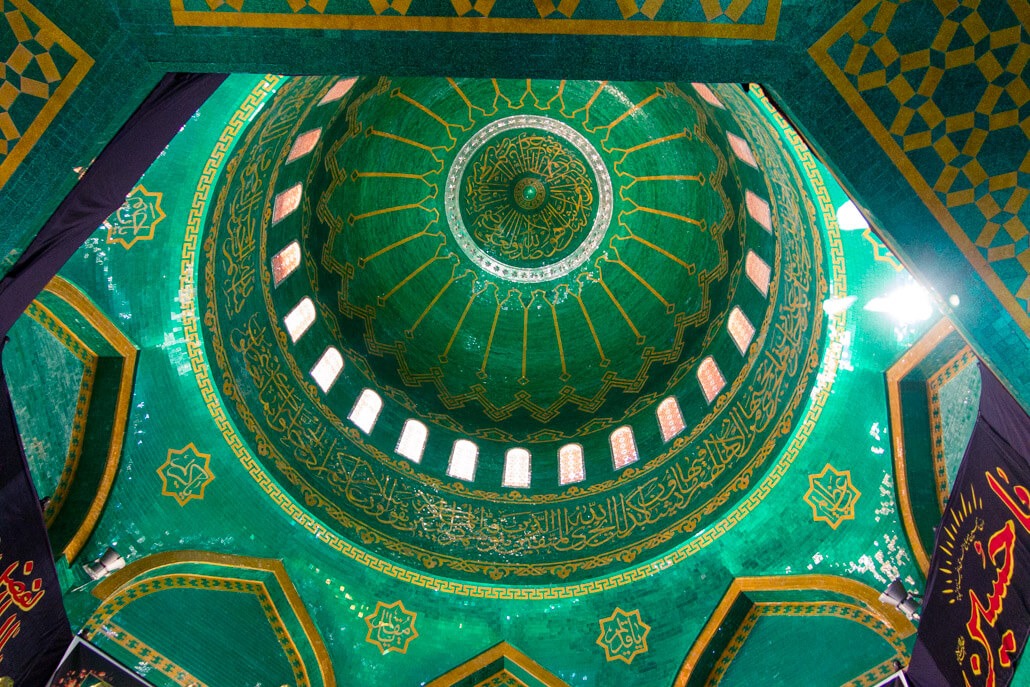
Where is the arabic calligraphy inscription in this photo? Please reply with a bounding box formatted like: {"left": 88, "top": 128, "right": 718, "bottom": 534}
{"left": 596, "top": 607, "right": 649, "bottom": 664}
{"left": 158, "top": 443, "right": 215, "bottom": 506}
{"left": 365, "top": 600, "right": 418, "bottom": 654}
{"left": 804, "top": 464, "right": 860, "bottom": 529}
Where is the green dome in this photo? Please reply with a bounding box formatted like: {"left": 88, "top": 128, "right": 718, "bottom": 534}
{"left": 306, "top": 78, "right": 750, "bottom": 443}
{"left": 200, "top": 76, "right": 827, "bottom": 583}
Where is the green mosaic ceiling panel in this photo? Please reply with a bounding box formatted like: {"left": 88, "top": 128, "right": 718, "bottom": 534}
{"left": 199, "top": 76, "right": 829, "bottom": 583}
{"left": 811, "top": 0, "right": 1030, "bottom": 321}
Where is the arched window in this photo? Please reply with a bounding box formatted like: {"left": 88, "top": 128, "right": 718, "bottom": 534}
{"left": 698, "top": 356, "right": 726, "bottom": 404}
{"left": 272, "top": 182, "right": 302, "bottom": 225}
{"left": 727, "top": 132, "right": 758, "bottom": 168}
{"left": 447, "top": 440, "right": 478, "bottom": 482}
{"left": 745, "top": 189, "right": 772, "bottom": 233}
{"left": 271, "top": 241, "right": 301, "bottom": 287}
{"left": 503, "top": 448, "right": 531, "bottom": 489}
{"left": 319, "top": 77, "right": 357, "bottom": 105}
{"left": 310, "top": 347, "right": 343, "bottom": 393}
{"left": 348, "top": 389, "right": 382, "bottom": 435}
{"left": 691, "top": 83, "right": 724, "bottom": 109}
{"left": 558, "top": 444, "right": 585, "bottom": 486}
{"left": 284, "top": 297, "right": 315, "bottom": 342}
{"left": 395, "top": 420, "right": 428, "bottom": 464}
{"left": 745, "top": 251, "right": 771, "bottom": 297}
{"left": 728, "top": 307, "right": 756, "bottom": 355}
{"left": 287, "top": 128, "right": 322, "bottom": 163}
{"left": 657, "top": 396, "right": 686, "bottom": 443}
{"left": 610, "top": 426, "right": 638, "bottom": 470}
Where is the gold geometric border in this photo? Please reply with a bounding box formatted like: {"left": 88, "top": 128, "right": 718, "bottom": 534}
{"left": 22, "top": 298, "right": 97, "bottom": 528}
{"left": 426, "top": 641, "right": 568, "bottom": 687}
{"left": 707, "top": 601, "right": 906, "bottom": 686}
{"left": 927, "top": 344, "right": 976, "bottom": 512}
{"left": 88, "top": 550, "right": 336, "bottom": 687}
{"left": 885, "top": 317, "right": 955, "bottom": 575}
{"left": 809, "top": 1, "right": 1030, "bottom": 335}
{"left": 96, "top": 620, "right": 208, "bottom": 687}
{"left": 169, "top": 0, "right": 781, "bottom": 39}
{"left": 44, "top": 275, "right": 137, "bottom": 562}
{"left": 672, "top": 574, "right": 916, "bottom": 687}
{"left": 178, "top": 79, "right": 848, "bottom": 597}
{"left": 0, "top": 0, "right": 93, "bottom": 190}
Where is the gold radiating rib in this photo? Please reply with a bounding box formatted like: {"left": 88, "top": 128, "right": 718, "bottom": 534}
{"left": 441, "top": 277, "right": 483, "bottom": 361}
{"left": 379, "top": 251, "right": 447, "bottom": 304}
{"left": 408, "top": 274, "right": 457, "bottom": 337}
{"left": 623, "top": 197, "right": 705, "bottom": 229}
{"left": 391, "top": 89, "right": 466, "bottom": 140}
{"left": 597, "top": 276, "right": 642, "bottom": 341}
{"left": 348, "top": 200, "right": 431, "bottom": 224}
{"left": 359, "top": 229, "right": 438, "bottom": 267}
{"left": 550, "top": 298, "right": 568, "bottom": 378}
{"left": 574, "top": 290, "right": 607, "bottom": 365}
{"left": 623, "top": 234, "right": 696, "bottom": 273}
{"left": 480, "top": 297, "right": 504, "bottom": 375}
{"left": 612, "top": 258, "right": 673, "bottom": 312}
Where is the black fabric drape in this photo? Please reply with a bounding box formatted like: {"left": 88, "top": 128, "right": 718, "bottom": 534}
{"left": 908, "top": 364, "right": 1030, "bottom": 687}
{"left": 0, "top": 339, "right": 72, "bottom": 684}
{"left": 0, "top": 72, "right": 225, "bottom": 684}
{"left": 0, "top": 72, "right": 227, "bottom": 339}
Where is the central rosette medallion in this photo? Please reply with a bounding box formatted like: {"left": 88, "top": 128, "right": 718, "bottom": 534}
{"left": 446, "top": 116, "right": 612, "bottom": 282}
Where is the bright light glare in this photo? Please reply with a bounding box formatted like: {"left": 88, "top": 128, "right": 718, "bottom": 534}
{"left": 864, "top": 283, "right": 934, "bottom": 323}
{"left": 822, "top": 296, "right": 857, "bottom": 315}
{"left": 836, "top": 200, "right": 870, "bottom": 231}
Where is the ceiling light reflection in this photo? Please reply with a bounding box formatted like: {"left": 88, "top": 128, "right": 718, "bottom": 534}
{"left": 864, "top": 283, "right": 934, "bottom": 324}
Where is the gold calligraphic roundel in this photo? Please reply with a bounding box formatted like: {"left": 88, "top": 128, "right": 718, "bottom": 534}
{"left": 445, "top": 115, "right": 612, "bottom": 282}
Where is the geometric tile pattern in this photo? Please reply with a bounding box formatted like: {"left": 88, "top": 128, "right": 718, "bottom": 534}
{"left": 172, "top": 0, "right": 780, "bottom": 38}
{"left": 0, "top": 0, "right": 91, "bottom": 189}
{"left": 812, "top": 0, "right": 1030, "bottom": 319}
{"left": 596, "top": 607, "right": 649, "bottom": 664}
{"left": 365, "top": 600, "right": 418, "bottom": 654}
{"left": 804, "top": 463, "right": 861, "bottom": 529}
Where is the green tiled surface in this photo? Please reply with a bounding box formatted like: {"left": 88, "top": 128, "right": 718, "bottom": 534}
{"left": 3, "top": 314, "right": 83, "bottom": 498}
{"left": 939, "top": 360, "right": 980, "bottom": 492}
{"left": 3, "top": 75, "right": 930, "bottom": 685}
{"left": 0, "top": 1, "right": 1024, "bottom": 683}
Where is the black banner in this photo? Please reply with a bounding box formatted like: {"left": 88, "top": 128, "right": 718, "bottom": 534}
{"left": 47, "top": 637, "right": 151, "bottom": 686}
{"left": 909, "top": 364, "right": 1030, "bottom": 687}
{"left": 0, "top": 346, "right": 73, "bottom": 685}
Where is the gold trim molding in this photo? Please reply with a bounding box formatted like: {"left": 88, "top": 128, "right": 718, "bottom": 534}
{"left": 886, "top": 317, "right": 955, "bottom": 575}
{"left": 169, "top": 0, "right": 781, "bottom": 39}
{"left": 427, "top": 641, "right": 568, "bottom": 687}
{"left": 673, "top": 574, "right": 916, "bottom": 687}
{"left": 44, "top": 275, "right": 138, "bottom": 562}
{"left": 89, "top": 550, "right": 336, "bottom": 687}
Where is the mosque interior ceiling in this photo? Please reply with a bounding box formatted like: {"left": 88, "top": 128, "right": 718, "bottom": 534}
{"left": 0, "top": 1, "right": 1027, "bottom": 685}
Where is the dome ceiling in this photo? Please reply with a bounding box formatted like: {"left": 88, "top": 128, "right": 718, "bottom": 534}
{"left": 199, "top": 76, "right": 828, "bottom": 583}
{"left": 308, "top": 78, "right": 746, "bottom": 442}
